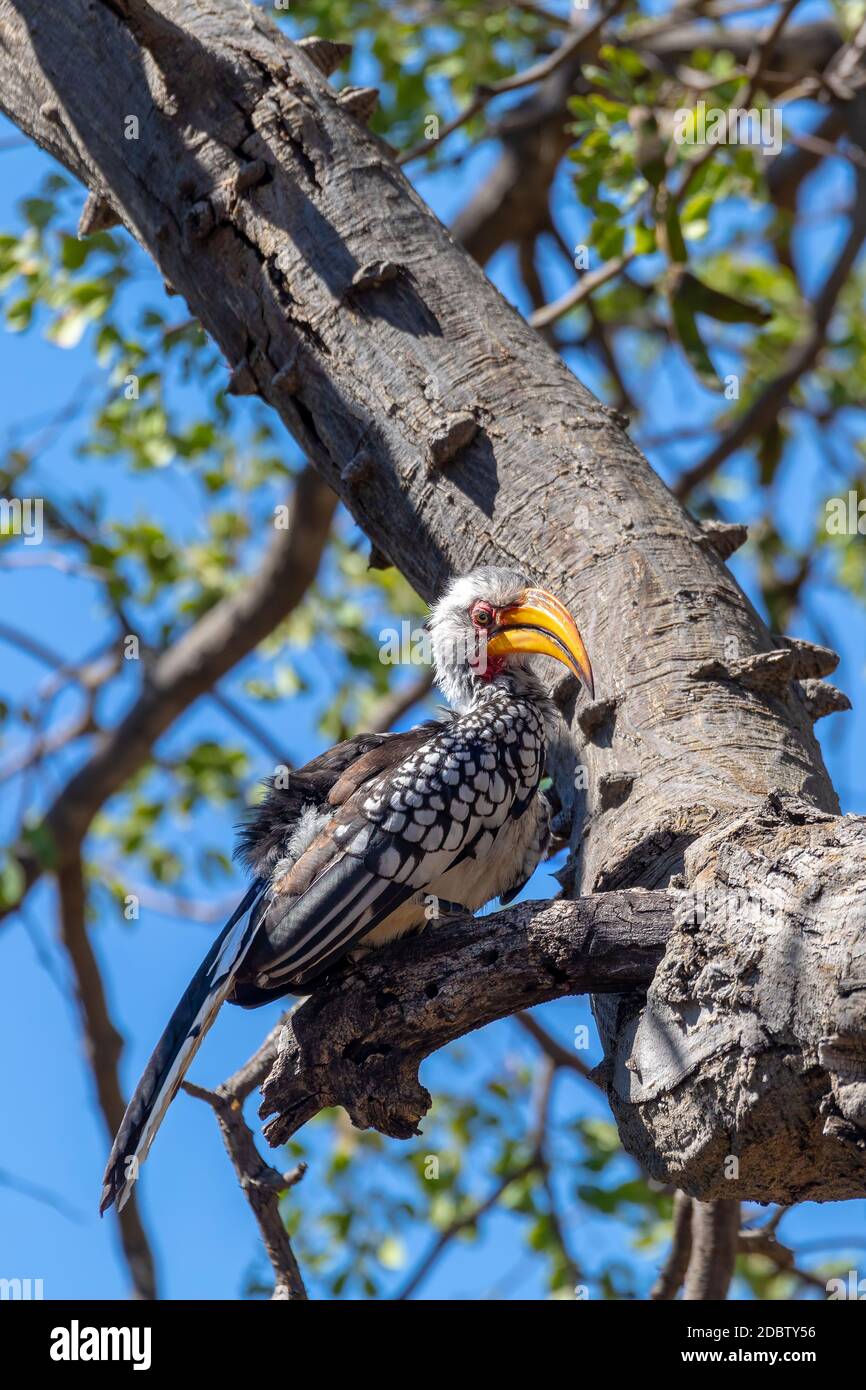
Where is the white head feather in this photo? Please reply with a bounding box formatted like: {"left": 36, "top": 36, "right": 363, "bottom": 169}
{"left": 428, "top": 565, "right": 548, "bottom": 713}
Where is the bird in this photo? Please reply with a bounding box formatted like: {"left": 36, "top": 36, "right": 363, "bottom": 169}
{"left": 100, "top": 565, "right": 593, "bottom": 1214}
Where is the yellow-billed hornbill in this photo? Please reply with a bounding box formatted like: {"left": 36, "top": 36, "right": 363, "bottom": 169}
{"left": 100, "top": 567, "right": 593, "bottom": 1213}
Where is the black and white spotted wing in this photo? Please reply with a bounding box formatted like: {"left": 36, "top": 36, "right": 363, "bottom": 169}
{"left": 241, "top": 684, "right": 546, "bottom": 990}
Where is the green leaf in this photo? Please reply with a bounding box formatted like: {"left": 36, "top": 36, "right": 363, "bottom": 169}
{"left": 60, "top": 235, "right": 90, "bottom": 271}
{"left": 377, "top": 1236, "right": 405, "bottom": 1270}
{"left": 669, "top": 295, "right": 718, "bottom": 387}
{"left": 0, "top": 854, "right": 25, "bottom": 908}
{"left": 6, "top": 296, "right": 34, "bottom": 332}
{"left": 633, "top": 222, "right": 656, "bottom": 256}
{"left": 662, "top": 199, "right": 688, "bottom": 265}
{"left": 673, "top": 269, "right": 770, "bottom": 325}
{"left": 21, "top": 197, "right": 56, "bottom": 229}
{"left": 22, "top": 822, "right": 58, "bottom": 870}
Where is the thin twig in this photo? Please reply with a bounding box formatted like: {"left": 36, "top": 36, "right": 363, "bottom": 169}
{"left": 0, "top": 1164, "right": 84, "bottom": 1224}
{"left": 671, "top": 0, "right": 803, "bottom": 211}
{"left": 0, "top": 466, "right": 337, "bottom": 929}
{"left": 104, "top": 877, "right": 241, "bottom": 925}
{"left": 787, "top": 129, "right": 866, "bottom": 173}
{"left": 209, "top": 688, "right": 294, "bottom": 767}
{"left": 398, "top": 0, "right": 627, "bottom": 165}
{"left": 515, "top": 1009, "right": 598, "bottom": 1084}
{"left": 224, "top": 1015, "right": 292, "bottom": 1102}
{"left": 183, "top": 1022, "right": 307, "bottom": 1302}
{"left": 0, "top": 708, "right": 97, "bottom": 783}
{"left": 675, "top": 169, "right": 866, "bottom": 499}
{"left": 394, "top": 1156, "right": 539, "bottom": 1300}
{"left": 529, "top": 252, "right": 634, "bottom": 329}
{"left": 651, "top": 1191, "right": 693, "bottom": 1299}
{"left": 738, "top": 1224, "right": 828, "bottom": 1293}
{"left": 364, "top": 667, "right": 435, "bottom": 734}
{"left": 394, "top": 1058, "right": 558, "bottom": 1300}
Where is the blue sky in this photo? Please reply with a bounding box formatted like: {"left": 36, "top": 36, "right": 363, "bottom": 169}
{"left": 1, "top": 0, "right": 864, "bottom": 1300}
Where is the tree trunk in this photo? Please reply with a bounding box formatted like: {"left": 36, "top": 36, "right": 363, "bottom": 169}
{"left": 605, "top": 795, "right": 866, "bottom": 1202}
{"left": 1, "top": 0, "right": 863, "bottom": 1202}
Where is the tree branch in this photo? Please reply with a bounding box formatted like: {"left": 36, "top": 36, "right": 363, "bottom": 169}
{"left": 258, "top": 892, "right": 671, "bottom": 1149}
{"left": 398, "top": 0, "right": 626, "bottom": 166}
{"left": 683, "top": 1199, "right": 740, "bottom": 1300}
{"left": 529, "top": 252, "right": 635, "bottom": 330}
{"left": 209, "top": 688, "right": 294, "bottom": 767}
{"left": 650, "top": 1191, "right": 693, "bottom": 1300}
{"left": 393, "top": 1058, "right": 558, "bottom": 1300}
{"left": 767, "top": 107, "right": 847, "bottom": 213}
{"left": 363, "top": 667, "right": 435, "bottom": 734}
{"left": 450, "top": 12, "right": 847, "bottom": 267}
{"left": 1, "top": 466, "right": 335, "bottom": 924}
{"left": 96, "top": 0, "right": 181, "bottom": 55}
{"left": 675, "top": 168, "right": 866, "bottom": 498}
{"left": 738, "top": 1223, "right": 829, "bottom": 1294}
{"left": 183, "top": 1043, "right": 308, "bottom": 1301}
{"left": 394, "top": 1154, "right": 538, "bottom": 1300}
{"left": 177, "top": 1015, "right": 309, "bottom": 1298}
{"left": 515, "top": 1009, "right": 597, "bottom": 1085}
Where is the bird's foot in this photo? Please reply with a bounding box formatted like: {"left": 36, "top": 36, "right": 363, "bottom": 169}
{"left": 427, "top": 897, "right": 473, "bottom": 922}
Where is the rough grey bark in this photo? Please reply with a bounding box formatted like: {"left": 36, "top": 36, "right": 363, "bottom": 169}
{"left": 1, "top": 0, "right": 862, "bottom": 1205}
{"left": 608, "top": 794, "right": 866, "bottom": 1203}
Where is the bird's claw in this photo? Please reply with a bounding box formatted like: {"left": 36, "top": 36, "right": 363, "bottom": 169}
{"left": 431, "top": 898, "right": 473, "bottom": 921}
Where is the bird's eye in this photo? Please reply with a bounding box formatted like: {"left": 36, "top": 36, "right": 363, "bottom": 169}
{"left": 472, "top": 604, "right": 494, "bottom": 628}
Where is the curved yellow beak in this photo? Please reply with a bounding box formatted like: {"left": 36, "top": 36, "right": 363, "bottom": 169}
{"left": 486, "top": 587, "right": 594, "bottom": 698}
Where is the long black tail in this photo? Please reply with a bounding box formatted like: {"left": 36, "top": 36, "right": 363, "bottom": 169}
{"left": 100, "top": 880, "right": 265, "bottom": 1214}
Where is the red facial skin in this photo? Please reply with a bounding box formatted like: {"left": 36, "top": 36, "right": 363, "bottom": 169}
{"left": 469, "top": 603, "right": 505, "bottom": 681}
